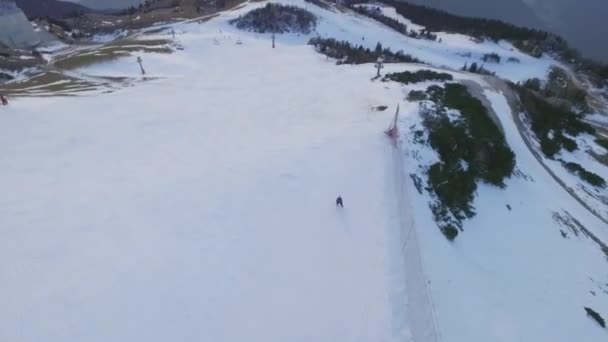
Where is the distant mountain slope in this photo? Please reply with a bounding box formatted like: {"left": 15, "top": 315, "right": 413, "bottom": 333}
{"left": 400, "top": 0, "right": 608, "bottom": 62}
{"left": 401, "top": 0, "right": 546, "bottom": 30}
{"left": 13, "top": 0, "right": 91, "bottom": 19}
{"left": 523, "top": 0, "right": 608, "bottom": 61}
{"left": 0, "top": 0, "right": 43, "bottom": 49}
{"left": 68, "top": 0, "right": 144, "bottom": 10}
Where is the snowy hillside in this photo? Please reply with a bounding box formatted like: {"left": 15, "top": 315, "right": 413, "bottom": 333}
{"left": 1, "top": 1, "right": 608, "bottom": 342}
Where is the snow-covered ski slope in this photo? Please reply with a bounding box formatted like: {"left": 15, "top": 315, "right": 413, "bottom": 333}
{"left": 0, "top": 5, "right": 415, "bottom": 342}
{"left": 2, "top": 0, "right": 605, "bottom": 341}
{"left": 76, "top": 0, "right": 558, "bottom": 83}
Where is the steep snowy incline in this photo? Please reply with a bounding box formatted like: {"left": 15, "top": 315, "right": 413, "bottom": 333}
{"left": 0, "top": 15, "right": 413, "bottom": 342}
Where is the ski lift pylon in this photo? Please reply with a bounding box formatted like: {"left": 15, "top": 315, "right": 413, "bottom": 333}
{"left": 385, "top": 105, "right": 400, "bottom": 139}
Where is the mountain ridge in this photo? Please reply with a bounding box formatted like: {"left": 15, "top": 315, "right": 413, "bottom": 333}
{"left": 13, "top": 0, "right": 91, "bottom": 19}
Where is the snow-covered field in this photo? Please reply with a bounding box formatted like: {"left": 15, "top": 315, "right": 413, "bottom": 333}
{"left": 0, "top": 7, "right": 414, "bottom": 341}
{"left": 2, "top": 0, "right": 608, "bottom": 341}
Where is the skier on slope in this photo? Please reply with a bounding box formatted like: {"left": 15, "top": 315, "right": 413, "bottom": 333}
{"left": 336, "top": 196, "right": 343, "bottom": 208}
{"left": 0, "top": 94, "right": 8, "bottom": 106}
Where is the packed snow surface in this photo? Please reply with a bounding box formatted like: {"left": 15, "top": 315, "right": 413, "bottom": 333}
{"left": 1, "top": 1, "right": 607, "bottom": 342}
{"left": 0, "top": 5, "right": 412, "bottom": 342}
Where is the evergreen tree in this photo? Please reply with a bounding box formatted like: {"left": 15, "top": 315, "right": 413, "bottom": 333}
{"left": 374, "top": 42, "right": 383, "bottom": 55}
{"left": 469, "top": 62, "right": 478, "bottom": 73}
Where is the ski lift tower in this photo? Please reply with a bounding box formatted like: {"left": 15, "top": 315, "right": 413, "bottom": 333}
{"left": 375, "top": 56, "right": 384, "bottom": 78}
{"left": 136, "top": 56, "right": 146, "bottom": 75}
{"left": 385, "top": 105, "right": 400, "bottom": 140}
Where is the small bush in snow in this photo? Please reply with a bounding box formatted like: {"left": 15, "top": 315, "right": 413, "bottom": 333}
{"left": 230, "top": 3, "right": 317, "bottom": 34}
{"left": 308, "top": 37, "right": 424, "bottom": 64}
{"left": 562, "top": 161, "right": 606, "bottom": 188}
{"left": 522, "top": 78, "right": 542, "bottom": 91}
{"left": 408, "top": 90, "right": 428, "bottom": 102}
{"left": 461, "top": 62, "right": 495, "bottom": 76}
{"left": 517, "top": 87, "right": 595, "bottom": 158}
{"left": 585, "top": 307, "right": 606, "bottom": 328}
{"left": 0, "top": 72, "right": 14, "bottom": 81}
{"left": 441, "top": 224, "right": 459, "bottom": 241}
{"left": 561, "top": 136, "right": 578, "bottom": 152}
{"left": 410, "top": 174, "right": 424, "bottom": 194}
{"left": 595, "top": 138, "right": 608, "bottom": 151}
{"left": 481, "top": 52, "right": 501, "bottom": 63}
{"left": 384, "top": 69, "right": 453, "bottom": 85}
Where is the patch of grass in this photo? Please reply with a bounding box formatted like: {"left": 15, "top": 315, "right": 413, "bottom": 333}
{"left": 2, "top": 72, "right": 96, "bottom": 96}
{"left": 108, "top": 38, "right": 172, "bottom": 48}
{"left": 517, "top": 87, "right": 595, "bottom": 158}
{"left": 585, "top": 307, "right": 606, "bottom": 328}
{"left": 54, "top": 50, "right": 131, "bottom": 70}
{"left": 562, "top": 161, "right": 606, "bottom": 188}
{"left": 53, "top": 41, "right": 173, "bottom": 70}
{"left": 384, "top": 69, "right": 453, "bottom": 85}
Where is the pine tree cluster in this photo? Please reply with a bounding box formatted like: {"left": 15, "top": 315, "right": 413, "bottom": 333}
{"left": 230, "top": 3, "right": 317, "bottom": 34}
{"left": 384, "top": 69, "right": 452, "bottom": 84}
{"left": 517, "top": 87, "right": 595, "bottom": 158}
{"left": 414, "top": 84, "right": 515, "bottom": 239}
{"left": 308, "top": 38, "right": 424, "bottom": 64}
